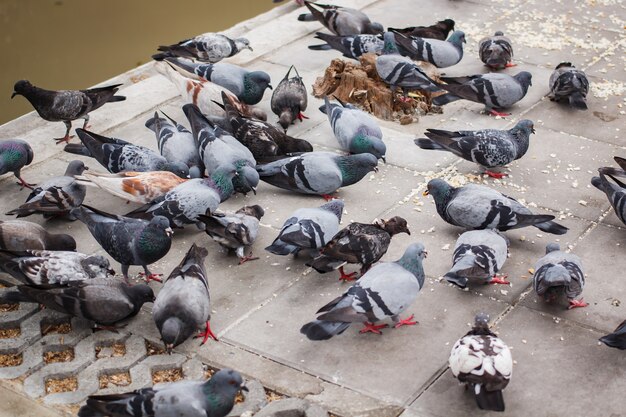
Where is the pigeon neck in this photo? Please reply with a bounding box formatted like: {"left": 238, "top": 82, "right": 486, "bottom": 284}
{"left": 208, "top": 171, "right": 235, "bottom": 201}
{"left": 468, "top": 324, "right": 497, "bottom": 337}
{"left": 337, "top": 157, "right": 372, "bottom": 187}
{"left": 510, "top": 126, "right": 531, "bottom": 158}
{"left": 349, "top": 134, "right": 374, "bottom": 154}
{"left": 137, "top": 226, "right": 172, "bottom": 261}
{"left": 242, "top": 75, "right": 264, "bottom": 104}
{"left": 202, "top": 381, "right": 236, "bottom": 414}
{"left": 432, "top": 186, "right": 454, "bottom": 219}
{"left": 397, "top": 255, "right": 425, "bottom": 287}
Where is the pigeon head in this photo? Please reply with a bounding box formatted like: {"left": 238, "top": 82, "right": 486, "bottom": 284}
{"left": 515, "top": 71, "right": 533, "bottom": 92}
{"left": 382, "top": 32, "right": 400, "bottom": 55}
{"left": 11, "top": 80, "right": 33, "bottom": 99}
{"left": 236, "top": 205, "right": 265, "bottom": 220}
{"left": 474, "top": 312, "right": 490, "bottom": 329}
{"left": 515, "top": 119, "right": 535, "bottom": 135}
{"left": 397, "top": 242, "right": 427, "bottom": 284}
{"left": 150, "top": 215, "right": 174, "bottom": 238}
{"left": 48, "top": 233, "right": 77, "bottom": 251}
{"left": 448, "top": 30, "right": 466, "bottom": 45}
{"left": 233, "top": 165, "right": 260, "bottom": 195}
{"left": 555, "top": 62, "right": 573, "bottom": 70}
{"left": 545, "top": 242, "right": 561, "bottom": 254}
{"left": 350, "top": 134, "right": 387, "bottom": 162}
{"left": 319, "top": 199, "right": 345, "bottom": 221}
{"left": 160, "top": 317, "right": 192, "bottom": 352}
{"left": 494, "top": 31, "right": 505, "bottom": 36}
{"left": 243, "top": 71, "right": 272, "bottom": 105}
{"left": 278, "top": 110, "right": 294, "bottom": 132}
{"left": 127, "top": 283, "right": 155, "bottom": 305}
{"left": 380, "top": 216, "right": 411, "bottom": 236}
{"left": 189, "top": 166, "right": 203, "bottom": 179}
{"left": 205, "top": 369, "right": 248, "bottom": 398}
{"left": 367, "top": 22, "right": 385, "bottom": 35}
{"left": 423, "top": 178, "right": 452, "bottom": 200}
{"left": 165, "top": 161, "right": 190, "bottom": 179}
{"left": 234, "top": 37, "right": 252, "bottom": 52}
{"left": 338, "top": 153, "right": 379, "bottom": 186}
{"left": 64, "top": 160, "right": 88, "bottom": 176}
{"left": 439, "top": 19, "right": 456, "bottom": 31}
{"left": 80, "top": 255, "right": 115, "bottom": 278}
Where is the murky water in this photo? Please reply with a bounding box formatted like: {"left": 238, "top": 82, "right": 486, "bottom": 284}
{"left": 0, "top": 0, "right": 278, "bottom": 125}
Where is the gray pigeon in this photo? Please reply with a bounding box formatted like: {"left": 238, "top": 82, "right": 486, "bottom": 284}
{"left": 599, "top": 320, "right": 626, "bottom": 350}
{"left": 198, "top": 205, "right": 265, "bottom": 264}
{"left": 478, "top": 31, "right": 514, "bottom": 70}
{"left": 432, "top": 72, "right": 533, "bottom": 117}
{"left": 388, "top": 19, "right": 455, "bottom": 41}
{"left": 153, "top": 33, "right": 252, "bottom": 62}
{"left": 65, "top": 129, "right": 190, "bottom": 178}
{"left": 424, "top": 178, "right": 568, "bottom": 235}
{"left": 271, "top": 65, "right": 308, "bottom": 132}
{"left": 301, "top": 242, "right": 427, "bottom": 340}
{"left": 533, "top": 243, "right": 588, "bottom": 309}
{"left": 0, "top": 249, "right": 114, "bottom": 285}
{"left": 0, "top": 220, "right": 76, "bottom": 251}
{"left": 145, "top": 111, "right": 203, "bottom": 178}
{"left": 266, "top": 199, "right": 344, "bottom": 256}
{"left": 0, "top": 139, "right": 35, "bottom": 189}
{"left": 11, "top": 80, "right": 125, "bottom": 144}
{"left": 297, "top": 1, "right": 384, "bottom": 36}
{"left": 393, "top": 30, "right": 466, "bottom": 68}
{"left": 6, "top": 160, "right": 88, "bottom": 219}
{"left": 153, "top": 244, "right": 214, "bottom": 352}
{"left": 78, "top": 369, "right": 247, "bottom": 417}
{"left": 72, "top": 205, "right": 173, "bottom": 282}
{"left": 183, "top": 103, "right": 259, "bottom": 195}
{"left": 415, "top": 119, "right": 535, "bottom": 178}
{"left": 592, "top": 166, "right": 626, "bottom": 226}
{"left": 444, "top": 230, "right": 509, "bottom": 289}
{"left": 548, "top": 62, "right": 589, "bottom": 110}
{"left": 257, "top": 152, "right": 378, "bottom": 198}
{"left": 449, "top": 313, "right": 512, "bottom": 412}
{"left": 307, "top": 32, "right": 383, "bottom": 59}
{"left": 165, "top": 57, "right": 272, "bottom": 105}
{"left": 319, "top": 96, "right": 386, "bottom": 161}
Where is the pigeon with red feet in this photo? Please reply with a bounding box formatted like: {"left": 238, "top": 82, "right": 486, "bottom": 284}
{"left": 479, "top": 31, "right": 515, "bottom": 70}
{"left": 0, "top": 139, "right": 34, "bottom": 189}
{"left": 297, "top": 1, "right": 383, "bottom": 36}
{"left": 300, "top": 242, "right": 426, "bottom": 340}
{"left": 388, "top": 19, "right": 455, "bottom": 41}
{"left": 393, "top": 30, "right": 466, "bottom": 68}
{"left": 308, "top": 32, "right": 383, "bottom": 59}
{"left": 271, "top": 65, "right": 308, "bottom": 132}
{"left": 152, "top": 33, "right": 251, "bottom": 63}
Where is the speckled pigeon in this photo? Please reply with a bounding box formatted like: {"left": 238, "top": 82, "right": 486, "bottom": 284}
{"left": 153, "top": 244, "right": 215, "bottom": 352}
{"left": 432, "top": 72, "right": 532, "bottom": 117}
{"left": 591, "top": 166, "right": 626, "bottom": 226}
{"left": 152, "top": 33, "right": 252, "bottom": 62}
{"left": 393, "top": 30, "right": 465, "bottom": 68}
{"left": 307, "top": 216, "right": 410, "bottom": 281}
{"left": 449, "top": 313, "right": 512, "bottom": 412}
{"left": 297, "top": 1, "right": 384, "bottom": 36}
{"left": 599, "top": 320, "right": 626, "bottom": 350}
{"left": 548, "top": 62, "right": 589, "bottom": 110}
{"left": 479, "top": 31, "right": 514, "bottom": 70}
{"left": 78, "top": 369, "right": 247, "bottom": 417}
{"left": 0, "top": 139, "right": 34, "bottom": 189}
{"left": 198, "top": 205, "right": 264, "bottom": 264}
{"left": 415, "top": 119, "right": 535, "bottom": 178}
{"left": 424, "top": 178, "right": 568, "bottom": 235}
{"left": 0, "top": 220, "right": 76, "bottom": 251}
{"left": 319, "top": 96, "right": 386, "bottom": 161}
{"left": 145, "top": 111, "right": 203, "bottom": 178}
{"left": 444, "top": 230, "right": 509, "bottom": 289}
{"left": 11, "top": 80, "right": 125, "bottom": 144}
{"left": 72, "top": 205, "right": 173, "bottom": 282}
{"left": 266, "top": 199, "right": 343, "bottom": 256}
{"left": 308, "top": 32, "right": 383, "bottom": 59}
{"left": 6, "top": 160, "right": 87, "bottom": 219}
{"left": 388, "top": 19, "right": 455, "bottom": 41}
{"left": 257, "top": 151, "right": 378, "bottom": 198}
{"left": 533, "top": 243, "right": 588, "bottom": 309}
{"left": 301, "top": 242, "right": 427, "bottom": 340}
{"left": 271, "top": 65, "right": 308, "bottom": 132}
{"left": 65, "top": 129, "right": 189, "bottom": 178}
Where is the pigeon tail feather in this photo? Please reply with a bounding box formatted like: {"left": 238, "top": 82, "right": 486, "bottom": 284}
{"left": 474, "top": 384, "right": 505, "bottom": 412}
{"left": 568, "top": 92, "right": 587, "bottom": 110}
{"left": 300, "top": 320, "right": 350, "bottom": 340}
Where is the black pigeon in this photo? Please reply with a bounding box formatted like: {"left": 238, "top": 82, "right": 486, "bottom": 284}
{"left": 600, "top": 320, "right": 626, "bottom": 350}
{"left": 387, "top": 19, "right": 455, "bottom": 40}
{"left": 0, "top": 139, "right": 35, "bottom": 189}
{"left": 298, "top": 1, "right": 384, "bottom": 36}
{"left": 11, "top": 80, "right": 125, "bottom": 144}
{"left": 0, "top": 220, "right": 76, "bottom": 251}
{"left": 479, "top": 31, "right": 515, "bottom": 70}
{"left": 72, "top": 205, "right": 173, "bottom": 282}
{"left": 591, "top": 166, "right": 626, "bottom": 226}
{"left": 308, "top": 32, "right": 383, "bottom": 59}
{"left": 307, "top": 216, "right": 410, "bottom": 281}
{"left": 548, "top": 62, "right": 589, "bottom": 110}
{"left": 271, "top": 65, "right": 308, "bottom": 132}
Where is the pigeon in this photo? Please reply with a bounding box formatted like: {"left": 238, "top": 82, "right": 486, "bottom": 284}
{"left": 145, "top": 111, "right": 203, "bottom": 178}
{"left": 75, "top": 171, "right": 188, "bottom": 204}
{"left": 297, "top": 1, "right": 384, "bottom": 36}
{"left": 77, "top": 369, "right": 247, "bottom": 417}
{"left": 532, "top": 243, "right": 588, "bottom": 309}
{"left": 548, "top": 62, "right": 589, "bottom": 110}
{"left": 165, "top": 57, "right": 272, "bottom": 105}
{"left": 0, "top": 220, "right": 76, "bottom": 251}
{"left": 72, "top": 205, "right": 173, "bottom": 282}
{"left": 125, "top": 166, "right": 237, "bottom": 228}
{"left": 424, "top": 178, "right": 568, "bottom": 235}
{"left": 11, "top": 80, "right": 126, "bottom": 144}
{"left": 153, "top": 244, "right": 215, "bottom": 352}
{"left": 257, "top": 152, "right": 378, "bottom": 198}
{"left": 307, "top": 32, "right": 383, "bottom": 59}
{"left": 0, "top": 139, "right": 35, "bottom": 189}
{"left": 266, "top": 199, "right": 344, "bottom": 256}
{"left": 376, "top": 32, "right": 440, "bottom": 97}
{"left": 449, "top": 313, "right": 512, "bottom": 412}
{"left": 65, "top": 129, "right": 189, "bottom": 178}
{"left": 152, "top": 33, "right": 252, "bottom": 62}
{"left": 393, "top": 30, "right": 466, "bottom": 68}
{"left": 388, "top": 19, "right": 455, "bottom": 41}
{"left": 414, "top": 119, "right": 535, "bottom": 178}
{"left": 591, "top": 167, "right": 626, "bottom": 226}
{"left": 300, "top": 242, "right": 427, "bottom": 340}
{"left": 432, "top": 72, "right": 533, "bottom": 117}
{"left": 307, "top": 216, "right": 410, "bottom": 281}
{"left": 478, "top": 31, "right": 515, "bottom": 70}
{"left": 0, "top": 249, "right": 114, "bottom": 285}
{"left": 183, "top": 103, "right": 259, "bottom": 195}
{"left": 599, "top": 320, "right": 626, "bottom": 350}
{"left": 198, "top": 205, "right": 265, "bottom": 264}
{"left": 319, "top": 96, "right": 386, "bottom": 161}
{"left": 271, "top": 65, "right": 308, "bottom": 132}
{"left": 444, "top": 230, "right": 509, "bottom": 289}
{"left": 6, "top": 160, "right": 88, "bottom": 219}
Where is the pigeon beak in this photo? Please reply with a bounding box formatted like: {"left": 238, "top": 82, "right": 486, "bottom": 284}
{"left": 251, "top": 186, "right": 257, "bottom": 195}
{"left": 108, "top": 268, "right": 116, "bottom": 276}
{"left": 165, "top": 344, "right": 174, "bottom": 354}
{"left": 381, "top": 156, "right": 386, "bottom": 163}
{"left": 240, "top": 384, "right": 249, "bottom": 392}
{"left": 405, "top": 229, "right": 411, "bottom": 236}
{"left": 422, "top": 189, "right": 429, "bottom": 196}
{"left": 531, "top": 127, "right": 536, "bottom": 134}
{"left": 373, "top": 166, "right": 379, "bottom": 173}
{"left": 246, "top": 45, "right": 253, "bottom": 52}
{"left": 267, "top": 84, "right": 273, "bottom": 90}
{"left": 10, "top": 92, "right": 17, "bottom": 99}
{"left": 423, "top": 250, "right": 428, "bottom": 258}
{"left": 165, "top": 227, "right": 174, "bottom": 237}
{"left": 84, "top": 166, "right": 90, "bottom": 171}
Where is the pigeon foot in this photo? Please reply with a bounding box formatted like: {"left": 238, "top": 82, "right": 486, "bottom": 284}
{"left": 359, "top": 322, "right": 388, "bottom": 335}
{"left": 138, "top": 272, "right": 163, "bottom": 283}
{"left": 488, "top": 109, "right": 511, "bottom": 117}
{"left": 16, "top": 177, "right": 36, "bottom": 190}
{"left": 505, "top": 62, "right": 517, "bottom": 68}
{"left": 54, "top": 134, "right": 74, "bottom": 145}
{"left": 195, "top": 320, "right": 218, "bottom": 344}
{"left": 321, "top": 194, "right": 336, "bottom": 201}
{"left": 489, "top": 274, "right": 510, "bottom": 285}
{"left": 568, "top": 298, "right": 589, "bottom": 309}
{"left": 238, "top": 253, "right": 259, "bottom": 265}
{"left": 394, "top": 314, "right": 418, "bottom": 328}
{"left": 338, "top": 266, "right": 357, "bottom": 282}
{"left": 297, "top": 112, "right": 309, "bottom": 121}
{"left": 484, "top": 170, "right": 508, "bottom": 179}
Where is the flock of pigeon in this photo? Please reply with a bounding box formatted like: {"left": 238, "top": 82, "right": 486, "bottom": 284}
{"left": 0, "top": 1, "right": 623, "bottom": 416}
